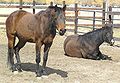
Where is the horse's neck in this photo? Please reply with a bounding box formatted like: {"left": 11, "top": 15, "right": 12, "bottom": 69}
{"left": 85, "top": 30, "right": 104, "bottom": 46}
{"left": 43, "top": 11, "right": 56, "bottom": 35}
{"left": 94, "top": 30, "right": 105, "bottom": 46}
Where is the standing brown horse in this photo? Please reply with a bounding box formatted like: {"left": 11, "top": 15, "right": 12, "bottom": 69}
{"left": 6, "top": 5, "right": 66, "bottom": 77}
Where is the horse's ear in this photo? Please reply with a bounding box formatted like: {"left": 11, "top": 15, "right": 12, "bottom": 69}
{"left": 55, "top": 5, "right": 58, "bottom": 12}
{"left": 55, "top": 5, "right": 57, "bottom": 7}
{"left": 63, "top": 5, "right": 66, "bottom": 11}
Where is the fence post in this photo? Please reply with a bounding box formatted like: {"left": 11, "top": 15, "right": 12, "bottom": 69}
{"left": 63, "top": 1, "right": 65, "bottom": 6}
{"left": 63, "top": 1, "right": 66, "bottom": 27}
{"left": 19, "top": 0, "right": 22, "bottom": 9}
{"left": 108, "top": 6, "right": 113, "bottom": 24}
{"left": 93, "top": 11, "right": 96, "bottom": 30}
{"left": 50, "top": 2, "right": 53, "bottom": 6}
{"left": 33, "top": 0, "right": 35, "bottom": 14}
{"left": 102, "top": 1, "right": 106, "bottom": 27}
{"left": 74, "top": 3, "right": 78, "bottom": 34}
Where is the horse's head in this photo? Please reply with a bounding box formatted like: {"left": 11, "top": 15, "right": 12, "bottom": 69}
{"left": 104, "top": 24, "right": 115, "bottom": 46}
{"left": 48, "top": 5, "right": 66, "bottom": 36}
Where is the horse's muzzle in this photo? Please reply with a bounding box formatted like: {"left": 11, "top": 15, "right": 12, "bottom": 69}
{"left": 110, "top": 39, "right": 115, "bottom": 46}
{"left": 59, "top": 29, "right": 66, "bottom": 36}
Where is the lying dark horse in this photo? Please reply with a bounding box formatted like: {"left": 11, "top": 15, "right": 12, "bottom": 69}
{"left": 64, "top": 24, "right": 114, "bottom": 60}
{"left": 6, "top": 5, "right": 66, "bottom": 77}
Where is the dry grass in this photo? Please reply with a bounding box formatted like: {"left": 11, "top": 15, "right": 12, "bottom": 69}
{"left": 0, "top": 27, "right": 120, "bottom": 83}
{"left": 1, "top": 0, "right": 120, "bottom": 5}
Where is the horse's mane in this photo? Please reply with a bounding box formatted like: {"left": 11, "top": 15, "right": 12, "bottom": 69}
{"left": 83, "top": 25, "right": 112, "bottom": 36}
{"left": 78, "top": 25, "right": 113, "bottom": 42}
{"left": 34, "top": 6, "right": 57, "bottom": 33}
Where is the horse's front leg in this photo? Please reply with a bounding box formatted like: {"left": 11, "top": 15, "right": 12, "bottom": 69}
{"left": 42, "top": 42, "right": 52, "bottom": 75}
{"left": 87, "top": 50, "right": 100, "bottom": 60}
{"left": 98, "top": 51, "right": 107, "bottom": 60}
{"left": 35, "top": 41, "right": 42, "bottom": 77}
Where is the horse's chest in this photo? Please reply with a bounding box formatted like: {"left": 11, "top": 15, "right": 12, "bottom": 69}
{"left": 43, "top": 35, "right": 55, "bottom": 43}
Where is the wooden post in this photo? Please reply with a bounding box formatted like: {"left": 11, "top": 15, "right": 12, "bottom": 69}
{"left": 108, "top": 6, "right": 113, "bottom": 24}
{"left": 33, "top": 0, "right": 35, "bottom": 14}
{"left": 19, "top": 0, "right": 22, "bottom": 9}
{"left": 50, "top": 2, "right": 53, "bottom": 6}
{"left": 63, "top": 1, "right": 66, "bottom": 27}
{"left": 93, "top": 11, "right": 96, "bottom": 30}
{"left": 74, "top": 3, "right": 78, "bottom": 34}
{"left": 63, "top": 1, "right": 65, "bottom": 6}
{"left": 102, "top": 1, "right": 106, "bottom": 26}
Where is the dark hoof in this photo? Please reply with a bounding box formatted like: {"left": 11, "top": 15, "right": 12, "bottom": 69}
{"left": 17, "top": 69, "right": 22, "bottom": 72}
{"left": 101, "top": 55, "right": 112, "bottom": 60}
{"left": 11, "top": 65, "right": 17, "bottom": 72}
{"left": 36, "top": 71, "right": 42, "bottom": 77}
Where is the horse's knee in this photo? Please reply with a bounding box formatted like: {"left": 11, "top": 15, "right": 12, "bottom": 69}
{"left": 36, "top": 58, "right": 40, "bottom": 63}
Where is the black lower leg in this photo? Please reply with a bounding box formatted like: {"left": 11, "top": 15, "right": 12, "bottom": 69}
{"left": 7, "top": 48, "right": 16, "bottom": 71}
{"left": 42, "top": 53, "right": 48, "bottom": 75}
{"left": 42, "top": 43, "right": 51, "bottom": 75}
{"left": 98, "top": 51, "right": 106, "bottom": 60}
{"left": 14, "top": 47, "right": 22, "bottom": 72}
{"left": 36, "top": 52, "right": 41, "bottom": 77}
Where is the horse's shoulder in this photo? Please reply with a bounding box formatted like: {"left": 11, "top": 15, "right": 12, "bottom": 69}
{"left": 34, "top": 11, "right": 47, "bottom": 21}
{"left": 64, "top": 35, "right": 80, "bottom": 44}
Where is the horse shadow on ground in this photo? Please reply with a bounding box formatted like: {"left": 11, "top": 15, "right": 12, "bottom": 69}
{"left": 20, "top": 63, "right": 68, "bottom": 78}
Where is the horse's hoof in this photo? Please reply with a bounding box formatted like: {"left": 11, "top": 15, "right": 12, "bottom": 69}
{"left": 36, "top": 71, "right": 42, "bottom": 77}
{"left": 18, "top": 69, "right": 23, "bottom": 72}
{"left": 42, "top": 75, "right": 48, "bottom": 78}
{"left": 37, "top": 77, "right": 42, "bottom": 80}
{"left": 13, "top": 71, "right": 19, "bottom": 75}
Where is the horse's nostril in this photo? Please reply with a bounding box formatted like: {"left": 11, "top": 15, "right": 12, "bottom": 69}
{"left": 60, "top": 29, "right": 66, "bottom": 32}
{"left": 59, "top": 29, "right": 66, "bottom": 36}
{"left": 60, "top": 29, "right": 62, "bottom": 31}
{"left": 64, "top": 29, "right": 66, "bottom": 32}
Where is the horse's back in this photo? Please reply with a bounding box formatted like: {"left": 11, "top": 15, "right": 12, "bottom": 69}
{"left": 64, "top": 35, "right": 83, "bottom": 58}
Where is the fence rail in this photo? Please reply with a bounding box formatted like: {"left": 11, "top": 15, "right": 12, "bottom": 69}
{"left": 0, "top": 1, "right": 120, "bottom": 34}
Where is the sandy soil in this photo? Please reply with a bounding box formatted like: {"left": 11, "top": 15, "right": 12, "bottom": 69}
{"left": 0, "top": 27, "right": 120, "bottom": 83}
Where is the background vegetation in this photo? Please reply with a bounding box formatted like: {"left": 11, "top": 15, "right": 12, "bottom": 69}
{"left": 0, "top": 0, "right": 120, "bottom": 6}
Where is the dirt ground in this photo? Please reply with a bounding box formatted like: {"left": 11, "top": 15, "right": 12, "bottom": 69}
{"left": 0, "top": 27, "right": 120, "bottom": 83}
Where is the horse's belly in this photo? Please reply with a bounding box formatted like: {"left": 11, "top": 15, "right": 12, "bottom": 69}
{"left": 16, "top": 26, "right": 35, "bottom": 42}
{"left": 16, "top": 15, "right": 37, "bottom": 42}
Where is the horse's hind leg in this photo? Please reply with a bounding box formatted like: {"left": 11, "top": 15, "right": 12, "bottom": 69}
{"left": 7, "top": 34, "right": 16, "bottom": 71}
{"left": 14, "top": 39, "right": 26, "bottom": 72}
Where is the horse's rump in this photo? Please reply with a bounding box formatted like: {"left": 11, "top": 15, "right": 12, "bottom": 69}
{"left": 6, "top": 10, "right": 39, "bottom": 42}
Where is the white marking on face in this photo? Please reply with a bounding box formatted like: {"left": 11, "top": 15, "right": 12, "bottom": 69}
{"left": 111, "top": 39, "right": 115, "bottom": 44}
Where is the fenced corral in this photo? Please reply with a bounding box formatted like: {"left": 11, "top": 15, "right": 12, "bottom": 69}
{"left": 0, "top": 0, "right": 120, "bottom": 34}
